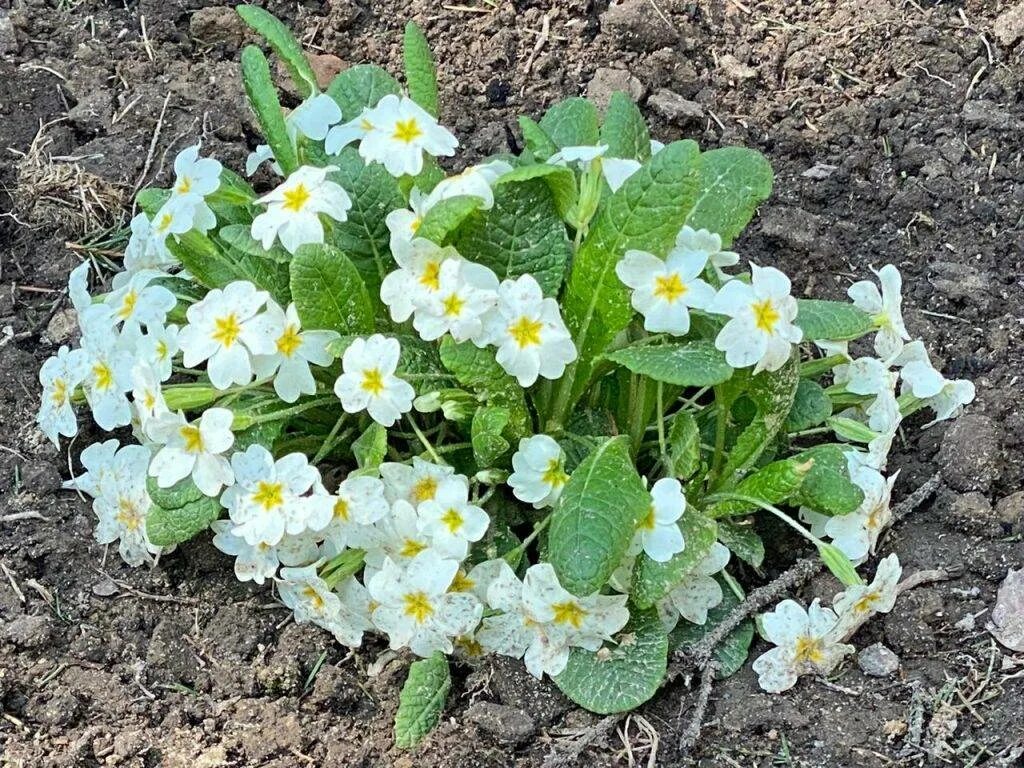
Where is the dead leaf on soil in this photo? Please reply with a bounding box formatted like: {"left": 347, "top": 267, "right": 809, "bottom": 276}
{"left": 988, "top": 567, "right": 1024, "bottom": 652}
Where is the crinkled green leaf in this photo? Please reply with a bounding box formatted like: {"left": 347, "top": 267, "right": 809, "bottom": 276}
{"left": 416, "top": 195, "right": 482, "bottom": 244}
{"left": 631, "top": 509, "right": 718, "bottom": 609}
{"left": 792, "top": 443, "right": 864, "bottom": 516}
{"left": 438, "top": 338, "right": 528, "bottom": 439}
{"left": 136, "top": 187, "right": 170, "bottom": 216}
{"left": 402, "top": 21, "right": 439, "bottom": 117}
{"left": 471, "top": 406, "right": 511, "bottom": 467}
{"left": 394, "top": 652, "right": 450, "bottom": 749}
{"left": 600, "top": 92, "right": 650, "bottom": 161}
{"left": 167, "top": 230, "right": 291, "bottom": 304}
{"left": 795, "top": 299, "right": 875, "bottom": 342}
{"left": 604, "top": 340, "right": 733, "bottom": 387}
{"left": 145, "top": 476, "right": 221, "bottom": 547}
{"left": 237, "top": 5, "right": 318, "bottom": 99}
{"left": 561, "top": 141, "right": 702, "bottom": 409}
{"left": 454, "top": 178, "right": 572, "bottom": 297}
{"left": 548, "top": 436, "right": 649, "bottom": 595}
{"left": 684, "top": 146, "right": 773, "bottom": 247}
{"left": 327, "top": 64, "right": 401, "bottom": 121}
{"left": 716, "top": 520, "right": 764, "bottom": 567}
{"left": 539, "top": 96, "right": 600, "bottom": 149}
{"left": 667, "top": 411, "right": 701, "bottom": 479}
{"left": 208, "top": 168, "right": 257, "bottom": 206}
{"left": 495, "top": 163, "right": 577, "bottom": 223}
{"left": 233, "top": 420, "right": 284, "bottom": 453}
{"left": 240, "top": 45, "right": 297, "bottom": 175}
{"left": 707, "top": 457, "right": 814, "bottom": 518}
{"left": 670, "top": 578, "right": 753, "bottom": 679}
{"left": 290, "top": 243, "right": 373, "bottom": 334}
{"left": 785, "top": 378, "right": 833, "bottom": 432}
{"left": 218, "top": 223, "right": 290, "bottom": 263}
{"left": 518, "top": 116, "right": 557, "bottom": 161}
{"left": 554, "top": 609, "right": 668, "bottom": 714}
{"left": 353, "top": 422, "right": 388, "bottom": 470}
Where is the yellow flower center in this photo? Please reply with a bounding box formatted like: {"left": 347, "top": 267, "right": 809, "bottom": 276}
{"left": 143, "top": 390, "right": 157, "bottom": 410}
{"left": 50, "top": 377, "right": 68, "bottom": 406}
{"left": 541, "top": 457, "right": 568, "bottom": 489}
{"left": 639, "top": 505, "right": 657, "bottom": 531}
{"left": 400, "top": 538, "right": 428, "bottom": 558}
{"left": 752, "top": 299, "right": 781, "bottom": 333}
{"left": 155, "top": 340, "right": 169, "bottom": 361}
{"left": 420, "top": 260, "right": 441, "bottom": 291}
{"left": 442, "top": 293, "right": 465, "bottom": 317}
{"left": 411, "top": 476, "right": 438, "bottom": 503}
{"left": 866, "top": 501, "right": 885, "bottom": 532}
{"left": 551, "top": 600, "right": 587, "bottom": 629}
{"left": 156, "top": 212, "right": 174, "bottom": 233}
{"left": 653, "top": 273, "right": 688, "bottom": 303}
{"left": 92, "top": 362, "right": 114, "bottom": 392}
{"left": 392, "top": 118, "right": 423, "bottom": 144}
{"left": 410, "top": 216, "right": 422, "bottom": 234}
{"left": 853, "top": 591, "right": 880, "bottom": 615}
{"left": 333, "top": 498, "right": 349, "bottom": 521}
{"left": 508, "top": 316, "right": 543, "bottom": 349}
{"left": 359, "top": 117, "right": 374, "bottom": 131}
{"left": 794, "top": 636, "right": 825, "bottom": 664}
{"left": 450, "top": 571, "right": 474, "bottom": 593}
{"left": 115, "top": 498, "right": 142, "bottom": 531}
{"left": 276, "top": 324, "right": 302, "bottom": 357}
{"left": 282, "top": 182, "right": 312, "bottom": 213}
{"left": 179, "top": 424, "right": 204, "bottom": 453}
{"left": 117, "top": 289, "right": 138, "bottom": 320}
{"left": 302, "top": 585, "right": 325, "bottom": 611}
{"left": 212, "top": 313, "right": 241, "bottom": 347}
{"left": 175, "top": 176, "right": 192, "bottom": 195}
{"left": 252, "top": 480, "right": 284, "bottom": 511}
{"left": 361, "top": 368, "right": 385, "bottom": 396}
{"left": 403, "top": 590, "right": 435, "bottom": 623}
{"left": 440, "top": 507, "right": 464, "bottom": 534}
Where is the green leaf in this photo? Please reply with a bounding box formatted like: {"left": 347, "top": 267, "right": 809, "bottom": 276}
{"left": 403, "top": 21, "right": 439, "bottom": 117}
{"left": 394, "top": 652, "right": 450, "bottom": 749}
{"left": 707, "top": 458, "right": 814, "bottom": 518}
{"left": 818, "top": 543, "right": 863, "bottom": 587}
{"left": 454, "top": 178, "right": 572, "bottom": 297}
{"left": 554, "top": 609, "right": 668, "bottom": 714}
{"left": 233, "top": 420, "right": 284, "bottom": 453}
{"left": 236, "top": 5, "right": 318, "bottom": 99}
{"left": 827, "top": 416, "right": 877, "bottom": 443}
{"left": 539, "top": 97, "right": 600, "bottom": 149}
{"left": 208, "top": 168, "right": 258, "bottom": 207}
{"left": 548, "top": 436, "right": 649, "bottom": 595}
{"left": 471, "top": 406, "right": 511, "bottom": 467}
{"left": 327, "top": 64, "right": 401, "bottom": 121}
{"left": 495, "top": 163, "right": 577, "bottom": 223}
{"left": 136, "top": 187, "right": 170, "bottom": 216}
{"left": 605, "top": 340, "right": 733, "bottom": 387}
{"left": 438, "top": 338, "right": 529, "bottom": 439}
{"left": 792, "top": 444, "right": 864, "bottom": 516}
{"left": 561, "top": 140, "right": 702, "bottom": 409}
{"left": 518, "top": 116, "right": 557, "bottom": 161}
{"left": 218, "top": 223, "right": 290, "bottom": 263}
{"left": 785, "top": 378, "right": 833, "bottom": 432}
{"left": 145, "top": 476, "right": 221, "bottom": 547}
{"left": 631, "top": 509, "right": 718, "bottom": 609}
{"left": 795, "top": 300, "right": 875, "bottom": 342}
{"left": 667, "top": 411, "right": 701, "bottom": 479}
{"left": 289, "top": 243, "right": 373, "bottom": 334}
{"left": 240, "top": 45, "right": 297, "bottom": 175}
{"left": 716, "top": 521, "right": 764, "bottom": 567}
{"left": 167, "top": 230, "right": 291, "bottom": 304}
{"left": 416, "top": 195, "right": 482, "bottom": 244}
{"left": 600, "top": 92, "right": 651, "bottom": 160}
{"left": 684, "top": 147, "right": 773, "bottom": 247}
{"left": 353, "top": 422, "right": 388, "bottom": 470}
{"left": 670, "top": 578, "right": 753, "bottom": 679}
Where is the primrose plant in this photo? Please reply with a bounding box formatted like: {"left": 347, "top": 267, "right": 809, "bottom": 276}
{"left": 36, "top": 7, "right": 975, "bottom": 743}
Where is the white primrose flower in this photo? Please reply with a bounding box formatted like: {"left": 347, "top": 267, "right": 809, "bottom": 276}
{"left": 507, "top": 434, "right": 569, "bottom": 509}
{"left": 418, "top": 477, "right": 490, "bottom": 559}
{"left": 751, "top": 598, "right": 854, "bottom": 694}
{"left": 104, "top": 269, "right": 177, "bottom": 335}
{"left": 333, "top": 334, "right": 415, "bottom": 427}
{"left": 482, "top": 274, "right": 577, "bottom": 387}
{"left": 711, "top": 263, "right": 803, "bottom": 374}
{"left": 247, "top": 94, "right": 343, "bottom": 176}
{"left": 380, "top": 238, "right": 461, "bottom": 323}
{"left": 316, "top": 475, "right": 390, "bottom": 554}
{"left": 412, "top": 259, "right": 499, "bottom": 344}
{"left": 848, "top": 264, "right": 910, "bottom": 359}
{"left": 615, "top": 247, "right": 715, "bottom": 335}
{"left": 547, "top": 144, "right": 608, "bottom": 167}
{"left": 367, "top": 550, "right": 483, "bottom": 657}
{"left": 424, "top": 159, "right": 513, "bottom": 209}
{"left": 546, "top": 144, "right": 644, "bottom": 193}
{"left": 893, "top": 341, "right": 975, "bottom": 425}
{"left": 62, "top": 438, "right": 120, "bottom": 496}
{"left": 326, "top": 94, "right": 458, "bottom": 177}
{"left": 37, "top": 345, "right": 89, "bottom": 446}
{"left": 79, "top": 316, "right": 135, "bottom": 432}
{"left": 220, "top": 444, "right": 327, "bottom": 547}
{"left": 122, "top": 212, "right": 178, "bottom": 276}
{"left": 601, "top": 157, "right": 642, "bottom": 193}
{"left": 832, "top": 553, "right": 902, "bottom": 637}
{"left": 675, "top": 226, "right": 739, "bottom": 282}
{"left": 131, "top": 363, "right": 169, "bottom": 432}
{"left": 252, "top": 301, "right": 339, "bottom": 403}
{"left": 177, "top": 280, "right": 275, "bottom": 390}
{"left": 92, "top": 444, "right": 163, "bottom": 567}
{"left": 278, "top": 565, "right": 374, "bottom": 648}
{"left": 210, "top": 521, "right": 319, "bottom": 585}
{"left": 635, "top": 477, "right": 686, "bottom": 563}
{"left": 152, "top": 187, "right": 216, "bottom": 239}
{"left": 137, "top": 323, "right": 180, "bottom": 382}
{"left": 251, "top": 165, "right": 353, "bottom": 254}
{"left": 664, "top": 542, "right": 731, "bottom": 627}
{"left": 380, "top": 456, "right": 458, "bottom": 506}
{"left": 170, "top": 143, "right": 222, "bottom": 199}
{"left": 147, "top": 407, "right": 234, "bottom": 496}
{"left": 475, "top": 563, "right": 630, "bottom": 679}
{"left": 361, "top": 499, "right": 433, "bottom": 573}
{"left": 385, "top": 187, "right": 432, "bottom": 253}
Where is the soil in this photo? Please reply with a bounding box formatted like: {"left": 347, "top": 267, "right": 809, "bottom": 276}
{"left": 2, "top": 0, "right": 1024, "bottom": 766}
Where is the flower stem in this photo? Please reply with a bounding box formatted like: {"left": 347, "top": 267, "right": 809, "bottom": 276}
{"left": 406, "top": 413, "right": 445, "bottom": 464}
{"left": 312, "top": 414, "right": 348, "bottom": 464}
{"left": 503, "top": 512, "right": 552, "bottom": 564}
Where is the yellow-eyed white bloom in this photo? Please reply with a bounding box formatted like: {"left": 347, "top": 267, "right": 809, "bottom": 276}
{"left": 615, "top": 247, "right": 716, "bottom": 335}
{"left": 412, "top": 258, "right": 499, "bottom": 344}
{"left": 368, "top": 550, "right": 482, "bottom": 657}
{"left": 636, "top": 477, "right": 687, "bottom": 562}
{"left": 661, "top": 543, "right": 731, "bottom": 629}
{"left": 37, "top": 345, "right": 89, "bottom": 446}
{"left": 252, "top": 301, "right": 339, "bottom": 403}
{"left": 278, "top": 565, "right": 374, "bottom": 647}
{"left": 507, "top": 435, "right": 568, "bottom": 509}
{"left": 833, "top": 553, "right": 902, "bottom": 638}
{"left": 130, "top": 363, "right": 169, "bottom": 433}
{"left": 333, "top": 334, "right": 415, "bottom": 427}
{"left": 251, "top": 165, "right": 352, "bottom": 254}
{"left": 122, "top": 212, "right": 178, "bottom": 276}
{"left": 171, "top": 143, "right": 222, "bottom": 199}
{"left": 147, "top": 407, "right": 234, "bottom": 496}
{"left": 104, "top": 269, "right": 177, "bottom": 335}
{"left": 482, "top": 274, "right": 577, "bottom": 387}
{"left": 711, "top": 263, "right": 802, "bottom": 373}
{"left": 418, "top": 477, "right": 490, "bottom": 560}
{"left": 92, "top": 444, "right": 163, "bottom": 567}
{"left": 210, "top": 521, "right": 319, "bottom": 585}
{"left": 848, "top": 264, "right": 909, "bottom": 359}
{"left": 315, "top": 475, "right": 390, "bottom": 555}
{"left": 79, "top": 316, "right": 135, "bottom": 432}
{"left": 379, "top": 456, "right": 458, "bottom": 506}
{"left": 380, "top": 238, "right": 461, "bottom": 323}
{"left": 137, "top": 323, "right": 180, "bottom": 382}
{"left": 361, "top": 499, "right": 433, "bottom": 575}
